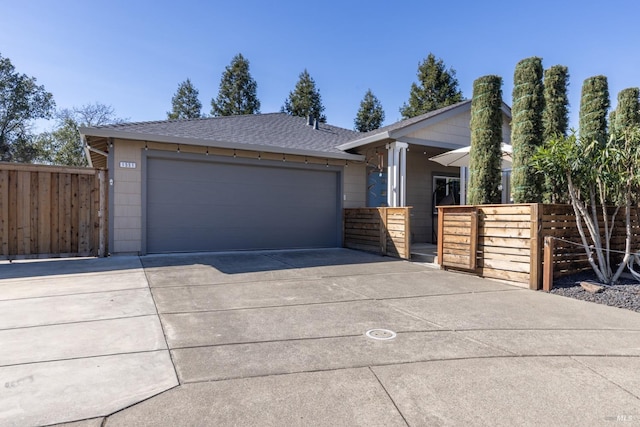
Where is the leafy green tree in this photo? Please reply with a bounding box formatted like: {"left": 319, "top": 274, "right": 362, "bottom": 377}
{"left": 534, "top": 124, "right": 640, "bottom": 285}
{"left": 467, "top": 75, "right": 504, "bottom": 205}
{"left": 168, "top": 78, "right": 202, "bottom": 119}
{"left": 511, "top": 57, "right": 545, "bottom": 203}
{"left": 354, "top": 89, "right": 385, "bottom": 132}
{"left": 281, "top": 69, "right": 326, "bottom": 122}
{"left": 399, "top": 53, "right": 463, "bottom": 119}
{"left": 579, "top": 75, "right": 610, "bottom": 146}
{"left": 211, "top": 53, "right": 260, "bottom": 116}
{"left": 0, "top": 53, "right": 55, "bottom": 162}
{"left": 36, "top": 117, "right": 83, "bottom": 166}
{"left": 36, "top": 103, "right": 124, "bottom": 166}
{"left": 542, "top": 65, "right": 570, "bottom": 203}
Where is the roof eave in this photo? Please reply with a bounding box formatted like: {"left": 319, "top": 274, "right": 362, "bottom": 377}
{"left": 80, "top": 127, "right": 364, "bottom": 161}
{"left": 335, "top": 131, "right": 392, "bottom": 151}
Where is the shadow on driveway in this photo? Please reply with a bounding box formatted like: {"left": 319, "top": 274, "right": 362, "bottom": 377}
{"left": 140, "top": 247, "right": 406, "bottom": 274}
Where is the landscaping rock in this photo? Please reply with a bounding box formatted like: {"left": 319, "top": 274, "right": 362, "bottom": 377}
{"left": 580, "top": 281, "right": 605, "bottom": 294}
{"left": 548, "top": 271, "right": 640, "bottom": 313}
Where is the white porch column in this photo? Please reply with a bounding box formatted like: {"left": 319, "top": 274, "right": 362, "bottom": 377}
{"left": 386, "top": 142, "right": 408, "bottom": 207}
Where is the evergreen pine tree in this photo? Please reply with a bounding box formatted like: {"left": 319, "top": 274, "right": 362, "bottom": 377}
{"left": 211, "top": 53, "right": 260, "bottom": 116}
{"left": 542, "top": 65, "right": 570, "bottom": 203}
{"left": 282, "top": 69, "right": 326, "bottom": 122}
{"left": 168, "top": 79, "right": 202, "bottom": 120}
{"left": 399, "top": 53, "right": 463, "bottom": 119}
{"left": 579, "top": 75, "right": 610, "bottom": 146}
{"left": 511, "top": 57, "right": 545, "bottom": 203}
{"left": 354, "top": 89, "right": 385, "bottom": 132}
{"left": 467, "top": 75, "right": 504, "bottom": 205}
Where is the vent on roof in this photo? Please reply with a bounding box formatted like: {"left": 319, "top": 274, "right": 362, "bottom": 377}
{"left": 313, "top": 118, "right": 319, "bottom": 130}
{"left": 307, "top": 115, "right": 313, "bottom": 126}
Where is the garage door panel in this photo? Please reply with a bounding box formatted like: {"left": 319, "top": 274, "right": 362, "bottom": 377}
{"left": 146, "top": 157, "right": 340, "bottom": 253}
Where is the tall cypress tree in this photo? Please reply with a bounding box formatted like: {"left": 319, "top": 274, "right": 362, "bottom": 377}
{"left": 400, "top": 53, "right": 463, "bottom": 119}
{"left": 354, "top": 89, "right": 385, "bottom": 132}
{"left": 211, "top": 53, "right": 260, "bottom": 116}
{"left": 542, "top": 65, "right": 570, "bottom": 203}
{"left": 281, "top": 69, "right": 326, "bottom": 122}
{"left": 511, "top": 57, "right": 545, "bottom": 203}
{"left": 467, "top": 75, "right": 504, "bottom": 205}
{"left": 579, "top": 75, "right": 610, "bottom": 146}
{"left": 168, "top": 79, "right": 202, "bottom": 120}
{"left": 542, "top": 65, "right": 569, "bottom": 140}
{"left": 613, "top": 87, "right": 640, "bottom": 133}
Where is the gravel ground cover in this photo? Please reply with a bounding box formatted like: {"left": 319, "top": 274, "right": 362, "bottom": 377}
{"left": 549, "top": 271, "right": 640, "bottom": 313}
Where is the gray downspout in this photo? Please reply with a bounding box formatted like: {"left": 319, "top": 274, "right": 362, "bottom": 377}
{"left": 107, "top": 137, "right": 115, "bottom": 255}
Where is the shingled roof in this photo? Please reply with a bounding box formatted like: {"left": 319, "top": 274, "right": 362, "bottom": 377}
{"left": 81, "top": 113, "right": 363, "bottom": 160}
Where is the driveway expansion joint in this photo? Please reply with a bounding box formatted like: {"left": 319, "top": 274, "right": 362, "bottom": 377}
{"left": 368, "top": 366, "right": 410, "bottom": 427}
{"left": 143, "top": 257, "right": 182, "bottom": 385}
{"left": 570, "top": 356, "right": 640, "bottom": 401}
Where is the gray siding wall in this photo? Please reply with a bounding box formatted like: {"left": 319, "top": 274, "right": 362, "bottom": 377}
{"left": 406, "top": 148, "right": 460, "bottom": 243}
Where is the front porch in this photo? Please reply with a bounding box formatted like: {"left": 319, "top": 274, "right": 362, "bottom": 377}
{"left": 338, "top": 99, "right": 513, "bottom": 244}
{"left": 411, "top": 243, "right": 438, "bottom": 264}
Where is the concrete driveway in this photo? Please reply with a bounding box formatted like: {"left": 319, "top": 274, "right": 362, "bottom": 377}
{"left": 1, "top": 249, "right": 640, "bottom": 426}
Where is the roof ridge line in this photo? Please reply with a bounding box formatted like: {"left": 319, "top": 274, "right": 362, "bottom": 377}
{"left": 94, "top": 112, "right": 292, "bottom": 129}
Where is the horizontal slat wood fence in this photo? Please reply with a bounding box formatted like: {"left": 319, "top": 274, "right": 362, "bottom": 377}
{"left": 438, "top": 203, "right": 640, "bottom": 289}
{"left": 0, "top": 163, "right": 107, "bottom": 259}
{"left": 344, "top": 207, "right": 411, "bottom": 259}
{"left": 542, "top": 204, "right": 640, "bottom": 278}
{"left": 438, "top": 206, "right": 477, "bottom": 270}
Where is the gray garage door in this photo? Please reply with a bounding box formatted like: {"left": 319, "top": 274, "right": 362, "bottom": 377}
{"left": 145, "top": 156, "right": 340, "bottom": 253}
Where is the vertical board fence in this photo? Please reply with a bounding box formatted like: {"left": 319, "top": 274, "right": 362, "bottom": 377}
{"left": 438, "top": 203, "right": 640, "bottom": 289}
{"left": 343, "top": 207, "right": 411, "bottom": 259}
{"left": 0, "top": 163, "right": 108, "bottom": 259}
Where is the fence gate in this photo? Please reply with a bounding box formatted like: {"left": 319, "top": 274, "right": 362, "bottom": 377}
{"left": 0, "top": 163, "right": 108, "bottom": 259}
{"left": 437, "top": 206, "right": 478, "bottom": 270}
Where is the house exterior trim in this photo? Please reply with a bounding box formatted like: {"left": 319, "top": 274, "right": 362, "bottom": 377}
{"left": 80, "top": 127, "right": 364, "bottom": 161}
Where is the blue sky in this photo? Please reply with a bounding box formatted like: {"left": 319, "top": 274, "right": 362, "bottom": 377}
{"left": 2, "top": 0, "right": 639, "bottom": 131}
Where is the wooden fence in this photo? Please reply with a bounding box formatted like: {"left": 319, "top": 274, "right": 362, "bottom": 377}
{"left": 343, "top": 207, "right": 411, "bottom": 259}
{"left": 438, "top": 203, "right": 640, "bottom": 290}
{"left": 541, "top": 204, "right": 640, "bottom": 277}
{"left": 0, "top": 163, "right": 108, "bottom": 259}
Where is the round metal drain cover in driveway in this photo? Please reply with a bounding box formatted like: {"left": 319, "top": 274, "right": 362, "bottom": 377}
{"left": 365, "top": 329, "right": 397, "bottom": 340}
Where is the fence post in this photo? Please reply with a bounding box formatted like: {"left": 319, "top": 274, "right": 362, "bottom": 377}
{"left": 98, "top": 170, "right": 107, "bottom": 257}
{"left": 543, "top": 235, "right": 555, "bottom": 291}
{"left": 405, "top": 207, "right": 411, "bottom": 260}
{"left": 379, "top": 207, "right": 388, "bottom": 256}
{"left": 437, "top": 207, "right": 444, "bottom": 269}
{"left": 529, "top": 203, "right": 543, "bottom": 290}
